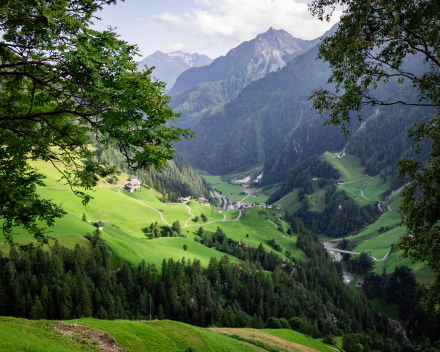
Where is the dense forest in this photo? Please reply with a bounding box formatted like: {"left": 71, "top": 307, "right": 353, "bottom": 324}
{"left": 291, "top": 185, "right": 382, "bottom": 237}
{"left": 177, "top": 45, "right": 362, "bottom": 178}
{"left": 267, "top": 155, "right": 340, "bottom": 204}
{"left": 91, "top": 139, "right": 210, "bottom": 201}
{"left": 0, "top": 228, "right": 425, "bottom": 350}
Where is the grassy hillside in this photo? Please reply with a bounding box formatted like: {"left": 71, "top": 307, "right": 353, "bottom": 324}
{"left": 200, "top": 173, "right": 269, "bottom": 205}
{"left": 210, "top": 328, "right": 333, "bottom": 352}
{"left": 0, "top": 317, "right": 340, "bottom": 352}
{"left": 4, "top": 158, "right": 305, "bottom": 269}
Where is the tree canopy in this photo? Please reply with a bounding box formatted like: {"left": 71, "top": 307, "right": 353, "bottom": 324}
{"left": 308, "top": 0, "right": 440, "bottom": 314}
{"left": 0, "top": 0, "right": 193, "bottom": 247}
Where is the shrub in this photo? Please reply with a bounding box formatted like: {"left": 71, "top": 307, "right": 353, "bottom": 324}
{"left": 265, "top": 316, "right": 282, "bottom": 329}
{"left": 279, "top": 318, "right": 291, "bottom": 329}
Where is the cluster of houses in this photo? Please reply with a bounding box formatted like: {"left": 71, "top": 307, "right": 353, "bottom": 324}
{"left": 125, "top": 175, "right": 141, "bottom": 193}
{"left": 232, "top": 201, "right": 283, "bottom": 211}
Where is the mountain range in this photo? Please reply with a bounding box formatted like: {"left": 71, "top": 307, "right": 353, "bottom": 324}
{"left": 169, "top": 27, "right": 322, "bottom": 127}
{"left": 137, "top": 51, "right": 213, "bottom": 88}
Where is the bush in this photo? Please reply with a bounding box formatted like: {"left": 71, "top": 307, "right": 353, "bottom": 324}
{"left": 279, "top": 318, "right": 291, "bottom": 329}
{"left": 183, "top": 244, "right": 188, "bottom": 251}
{"left": 323, "top": 334, "right": 336, "bottom": 345}
{"left": 265, "top": 316, "right": 282, "bottom": 329}
{"left": 289, "top": 317, "right": 302, "bottom": 331}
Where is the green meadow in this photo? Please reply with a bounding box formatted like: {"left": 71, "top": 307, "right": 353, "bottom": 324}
{"left": 262, "top": 329, "right": 335, "bottom": 352}
{"left": 0, "top": 317, "right": 263, "bottom": 352}
{"left": 322, "top": 152, "right": 366, "bottom": 182}
{"left": 200, "top": 174, "right": 269, "bottom": 204}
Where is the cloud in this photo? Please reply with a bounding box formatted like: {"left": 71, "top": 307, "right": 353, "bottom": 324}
{"left": 153, "top": 0, "right": 341, "bottom": 43}
{"left": 167, "top": 42, "right": 188, "bottom": 52}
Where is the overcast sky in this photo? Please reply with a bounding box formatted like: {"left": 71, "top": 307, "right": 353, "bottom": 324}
{"left": 91, "top": 0, "right": 341, "bottom": 61}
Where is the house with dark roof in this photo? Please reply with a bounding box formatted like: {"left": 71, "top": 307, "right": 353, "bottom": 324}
{"left": 96, "top": 221, "right": 104, "bottom": 230}
{"left": 337, "top": 180, "right": 345, "bottom": 185}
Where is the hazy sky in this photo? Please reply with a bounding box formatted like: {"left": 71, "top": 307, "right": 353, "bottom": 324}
{"left": 91, "top": 0, "right": 341, "bottom": 61}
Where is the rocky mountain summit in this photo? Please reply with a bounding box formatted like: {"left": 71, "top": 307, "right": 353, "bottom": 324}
{"left": 169, "top": 28, "right": 316, "bottom": 127}
{"left": 137, "top": 51, "right": 212, "bottom": 88}
{"left": 252, "top": 27, "right": 308, "bottom": 78}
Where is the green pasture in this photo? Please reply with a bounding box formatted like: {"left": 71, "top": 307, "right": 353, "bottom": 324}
{"left": 354, "top": 226, "right": 406, "bottom": 260}
{"left": 198, "top": 207, "right": 305, "bottom": 260}
{"left": 71, "top": 319, "right": 261, "bottom": 352}
{"left": 273, "top": 189, "right": 301, "bottom": 214}
{"left": 323, "top": 152, "right": 366, "bottom": 183}
{"left": 349, "top": 211, "right": 402, "bottom": 244}
{"left": 246, "top": 193, "right": 270, "bottom": 204}
{"left": 37, "top": 187, "right": 166, "bottom": 238}
{"left": 200, "top": 174, "right": 269, "bottom": 204}
{"left": 0, "top": 317, "right": 98, "bottom": 352}
{"left": 338, "top": 176, "right": 391, "bottom": 206}
{"left": 262, "top": 329, "right": 335, "bottom": 352}
{"left": 373, "top": 249, "right": 434, "bottom": 284}
{"left": 102, "top": 226, "right": 240, "bottom": 269}
{"left": 185, "top": 200, "right": 225, "bottom": 222}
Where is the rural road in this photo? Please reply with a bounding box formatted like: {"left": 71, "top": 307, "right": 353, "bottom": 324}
{"left": 213, "top": 190, "right": 229, "bottom": 210}
{"left": 118, "top": 184, "right": 242, "bottom": 229}
{"left": 117, "top": 184, "right": 172, "bottom": 226}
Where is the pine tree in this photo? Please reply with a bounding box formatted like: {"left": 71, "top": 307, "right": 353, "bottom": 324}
{"left": 97, "top": 305, "right": 108, "bottom": 320}
{"left": 158, "top": 305, "right": 165, "bottom": 320}
{"left": 82, "top": 213, "right": 87, "bottom": 222}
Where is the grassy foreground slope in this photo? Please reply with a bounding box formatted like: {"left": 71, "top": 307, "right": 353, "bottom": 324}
{"left": 210, "top": 328, "right": 334, "bottom": 352}
{"left": 0, "top": 317, "right": 329, "bottom": 352}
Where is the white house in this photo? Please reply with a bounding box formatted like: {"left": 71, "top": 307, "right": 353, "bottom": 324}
{"left": 267, "top": 205, "right": 272, "bottom": 209}
{"left": 179, "top": 196, "right": 191, "bottom": 202}
{"left": 259, "top": 203, "right": 267, "bottom": 208}
{"left": 198, "top": 197, "right": 210, "bottom": 206}
{"left": 125, "top": 178, "right": 141, "bottom": 193}
{"left": 276, "top": 204, "right": 283, "bottom": 210}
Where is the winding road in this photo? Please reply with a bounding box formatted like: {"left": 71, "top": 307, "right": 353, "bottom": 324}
{"left": 119, "top": 184, "right": 242, "bottom": 229}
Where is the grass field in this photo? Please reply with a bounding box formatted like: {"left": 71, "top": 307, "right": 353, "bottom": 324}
{"left": 262, "top": 329, "right": 336, "bottom": 352}
{"left": 211, "top": 328, "right": 333, "bottom": 352}
{"left": 5, "top": 160, "right": 304, "bottom": 269}
{"left": 322, "top": 152, "right": 365, "bottom": 182}
{"left": 0, "top": 317, "right": 268, "bottom": 352}
{"left": 200, "top": 174, "right": 269, "bottom": 205}
{"left": 338, "top": 177, "right": 391, "bottom": 206}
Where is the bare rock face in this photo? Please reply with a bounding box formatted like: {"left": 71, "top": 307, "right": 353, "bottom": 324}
{"left": 252, "top": 27, "right": 307, "bottom": 77}
{"left": 137, "top": 51, "right": 213, "bottom": 88}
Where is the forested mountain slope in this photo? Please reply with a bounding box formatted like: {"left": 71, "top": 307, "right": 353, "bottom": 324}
{"left": 178, "top": 45, "right": 362, "bottom": 177}
{"left": 169, "top": 27, "right": 319, "bottom": 127}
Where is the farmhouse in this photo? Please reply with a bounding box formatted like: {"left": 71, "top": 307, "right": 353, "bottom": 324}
{"left": 267, "top": 205, "right": 272, "bottom": 209}
{"left": 312, "top": 176, "right": 318, "bottom": 181}
{"left": 179, "top": 196, "right": 191, "bottom": 202}
{"left": 125, "top": 178, "right": 141, "bottom": 193}
{"left": 215, "top": 207, "right": 222, "bottom": 213}
{"left": 243, "top": 202, "right": 255, "bottom": 208}
{"left": 259, "top": 203, "right": 267, "bottom": 208}
{"left": 276, "top": 204, "right": 283, "bottom": 210}
{"left": 96, "top": 221, "right": 104, "bottom": 230}
{"left": 336, "top": 180, "right": 345, "bottom": 185}
{"left": 198, "top": 197, "right": 210, "bottom": 206}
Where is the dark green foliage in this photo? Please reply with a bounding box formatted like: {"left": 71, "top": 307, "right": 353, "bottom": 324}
{"left": 323, "top": 334, "right": 336, "bottom": 345}
{"left": 178, "top": 45, "right": 357, "bottom": 178}
{"left": 0, "top": 0, "right": 192, "bottom": 247}
{"left": 265, "top": 317, "right": 282, "bottom": 329}
{"left": 82, "top": 214, "right": 87, "bottom": 222}
{"left": 363, "top": 266, "right": 440, "bottom": 344}
{"left": 183, "top": 245, "right": 188, "bottom": 251}
{"left": 268, "top": 155, "right": 340, "bottom": 203}
{"left": 346, "top": 253, "right": 374, "bottom": 274}
{"left": 293, "top": 186, "right": 381, "bottom": 237}
{"left": 279, "top": 318, "right": 291, "bottom": 329}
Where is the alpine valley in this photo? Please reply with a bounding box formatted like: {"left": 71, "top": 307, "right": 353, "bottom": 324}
{"left": 1, "top": 6, "right": 439, "bottom": 352}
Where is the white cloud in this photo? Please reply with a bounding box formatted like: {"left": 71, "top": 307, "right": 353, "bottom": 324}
{"left": 167, "top": 42, "right": 188, "bottom": 52}
{"left": 153, "top": 0, "right": 341, "bottom": 44}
